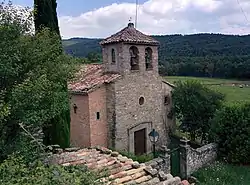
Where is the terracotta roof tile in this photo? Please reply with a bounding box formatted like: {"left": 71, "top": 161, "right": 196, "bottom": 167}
{"left": 49, "top": 147, "right": 182, "bottom": 185}
{"left": 68, "top": 64, "right": 121, "bottom": 93}
{"left": 100, "top": 23, "right": 159, "bottom": 46}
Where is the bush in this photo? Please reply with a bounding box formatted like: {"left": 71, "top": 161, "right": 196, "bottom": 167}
{"left": 0, "top": 154, "right": 102, "bottom": 185}
{"left": 211, "top": 103, "right": 250, "bottom": 164}
{"left": 172, "top": 80, "right": 224, "bottom": 142}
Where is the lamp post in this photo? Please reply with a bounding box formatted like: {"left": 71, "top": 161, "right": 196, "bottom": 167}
{"left": 148, "top": 128, "right": 159, "bottom": 158}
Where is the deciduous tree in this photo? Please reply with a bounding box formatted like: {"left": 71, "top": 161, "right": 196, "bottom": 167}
{"left": 0, "top": 1, "right": 77, "bottom": 160}
{"left": 172, "top": 80, "right": 224, "bottom": 142}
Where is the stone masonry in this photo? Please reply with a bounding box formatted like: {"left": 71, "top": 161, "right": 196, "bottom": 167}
{"left": 179, "top": 140, "right": 217, "bottom": 178}
{"left": 68, "top": 22, "right": 174, "bottom": 155}
{"left": 144, "top": 146, "right": 171, "bottom": 174}
{"left": 101, "top": 23, "right": 173, "bottom": 153}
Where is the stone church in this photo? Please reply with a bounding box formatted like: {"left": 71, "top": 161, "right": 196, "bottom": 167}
{"left": 68, "top": 22, "right": 175, "bottom": 155}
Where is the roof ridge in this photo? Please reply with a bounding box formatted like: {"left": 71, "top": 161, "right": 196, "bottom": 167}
{"left": 100, "top": 23, "right": 159, "bottom": 45}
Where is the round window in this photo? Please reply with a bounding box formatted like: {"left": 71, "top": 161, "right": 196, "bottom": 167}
{"left": 139, "top": 97, "right": 145, "bottom": 105}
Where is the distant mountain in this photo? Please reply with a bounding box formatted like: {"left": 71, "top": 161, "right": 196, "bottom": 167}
{"left": 63, "top": 38, "right": 102, "bottom": 58}
{"left": 62, "top": 34, "right": 250, "bottom": 79}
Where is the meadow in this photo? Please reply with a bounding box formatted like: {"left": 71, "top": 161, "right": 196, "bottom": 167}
{"left": 165, "top": 76, "right": 250, "bottom": 104}
{"left": 193, "top": 162, "right": 250, "bottom": 185}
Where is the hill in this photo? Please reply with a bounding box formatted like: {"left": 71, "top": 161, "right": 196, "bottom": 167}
{"left": 63, "top": 38, "right": 102, "bottom": 57}
{"left": 63, "top": 34, "right": 250, "bottom": 79}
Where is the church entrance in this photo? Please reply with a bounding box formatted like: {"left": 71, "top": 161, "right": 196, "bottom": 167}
{"left": 134, "top": 128, "right": 146, "bottom": 155}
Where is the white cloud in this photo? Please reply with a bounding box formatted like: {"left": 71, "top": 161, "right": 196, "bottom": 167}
{"left": 18, "top": 0, "right": 250, "bottom": 38}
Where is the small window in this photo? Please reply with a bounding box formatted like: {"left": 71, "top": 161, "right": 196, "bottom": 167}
{"left": 73, "top": 104, "right": 78, "bottom": 114}
{"left": 111, "top": 48, "right": 116, "bottom": 64}
{"left": 96, "top": 112, "right": 100, "bottom": 120}
{"left": 164, "top": 96, "right": 170, "bottom": 105}
{"left": 139, "top": 97, "right": 145, "bottom": 105}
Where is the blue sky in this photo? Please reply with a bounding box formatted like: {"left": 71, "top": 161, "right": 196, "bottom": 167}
{"left": 12, "top": 0, "right": 250, "bottom": 38}
{"left": 13, "top": 0, "right": 147, "bottom": 16}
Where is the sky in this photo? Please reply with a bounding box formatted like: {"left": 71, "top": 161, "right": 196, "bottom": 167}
{"left": 12, "top": 0, "right": 250, "bottom": 39}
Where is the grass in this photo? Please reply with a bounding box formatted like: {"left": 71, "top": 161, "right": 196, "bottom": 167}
{"left": 193, "top": 162, "right": 250, "bottom": 185}
{"left": 165, "top": 76, "right": 250, "bottom": 104}
{"left": 166, "top": 76, "right": 249, "bottom": 85}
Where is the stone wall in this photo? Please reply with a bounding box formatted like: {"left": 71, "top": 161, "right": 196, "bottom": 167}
{"left": 145, "top": 157, "right": 171, "bottom": 174}
{"left": 88, "top": 86, "right": 108, "bottom": 147}
{"left": 102, "top": 43, "right": 159, "bottom": 76}
{"left": 113, "top": 73, "right": 171, "bottom": 153}
{"left": 70, "top": 94, "right": 90, "bottom": 147}
{"left": 180, "top": 140, "right": 217, "bottom": 178}
{"left": 187, "top": 143, "right": 218, "bottom": 175}
{"left": 70, "top": 86, "right": 109, "bottom": 148}
{"left": 105, "top": 83, "right": 116, "bottom": 149}
{"left": 144, "top": 146, "right": 171, "bottom": 174}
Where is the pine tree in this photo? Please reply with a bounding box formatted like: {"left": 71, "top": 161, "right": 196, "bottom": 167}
{"left": 34, "top": 0, "right": 70, "bottom": 148}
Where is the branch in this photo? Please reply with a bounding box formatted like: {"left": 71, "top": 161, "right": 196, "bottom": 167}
{"left": 19, "top": 122, "right": 45, "bottom": 152}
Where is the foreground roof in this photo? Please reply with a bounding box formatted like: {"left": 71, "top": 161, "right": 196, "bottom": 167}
{"left": 100, "top": 23, "right": 160, "bottom": 46}
{"left": 68, "top": 64, "right": 121, "bottom": 93}
{"left": 49, "top": 147, "right": 182, "bottom": 185}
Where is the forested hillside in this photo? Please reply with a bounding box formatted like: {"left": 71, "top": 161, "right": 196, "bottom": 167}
{"left": 63, "top": 34, "right": 250, "bottom": 79}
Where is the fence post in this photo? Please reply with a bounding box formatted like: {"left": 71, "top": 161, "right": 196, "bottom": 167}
{"left": 179, "top": 139, "right": 190, "bottom": 179}
{"left": 159, "top": 145, "right": 171, "bottom": 173}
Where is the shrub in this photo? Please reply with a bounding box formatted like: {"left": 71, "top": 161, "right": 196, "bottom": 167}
{"left": 210, "top": 103, "right": 250, "bottom": 164}
{"left": 0, "top": 154, "right": 102, "bottom": 185}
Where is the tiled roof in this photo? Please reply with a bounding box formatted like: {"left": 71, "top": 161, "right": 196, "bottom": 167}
{"left": 100, "top": 23, "right": 160, "bottom": 46}
{"left": 68, "top": 64, "right": 121, "bottom": 93}
{"left": 49, "top": 147, "right": 183, "bottom": 185}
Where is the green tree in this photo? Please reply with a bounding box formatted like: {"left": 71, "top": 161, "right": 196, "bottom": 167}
{"left": 0, "top": 2, "right": 77, "bottom": 160}
{"left": 86, "top": 52, "right": 102, "bottom": 63}
{"left": 33, "top": 0, "right": 71, "bottom": 148}
{"left": 34, "top": 0, "right": 60, "bottom": 35}
{"left": 210, "top": 103, "right": 250, "bottom": 164}
{"left": 172, "top": 80, "right": 224, "bottom": 142}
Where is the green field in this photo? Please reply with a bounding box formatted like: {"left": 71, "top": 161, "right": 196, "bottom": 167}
{"left": 165, "top": 76, "right": 250, "bottom": 104}
{"left": 193, "top": 162, "right": 250, "bottom": 185}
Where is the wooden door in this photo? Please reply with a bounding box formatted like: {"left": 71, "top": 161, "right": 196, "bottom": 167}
{"left": 134, "top": 128, "right": 146, "bottom": 155}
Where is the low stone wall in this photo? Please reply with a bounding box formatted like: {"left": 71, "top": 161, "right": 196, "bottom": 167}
{"left": 180, "top": 140, "right": 217, "bottom": 177}
{"left": 187, "top": 143, "right": 217, "bottom": 175}
{"left": 144, "top": 145, "right": 171, "bottom": 174}
{"left": 145, "top": 157, "right": 171, "bottom": 174}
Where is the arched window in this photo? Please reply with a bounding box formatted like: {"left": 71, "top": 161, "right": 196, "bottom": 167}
{"left": 111, "top": 48, "right": 116, "bottom": 64}
{"left": 129, "top": 46, "right": 139, "bottom": 70}
{"left": 145, "top": 47, "right": 153, "bottom": 70}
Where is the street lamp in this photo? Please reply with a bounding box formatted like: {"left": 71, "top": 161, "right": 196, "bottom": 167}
{"left": 148, "top": 129, "right": 159, "bottom": 158}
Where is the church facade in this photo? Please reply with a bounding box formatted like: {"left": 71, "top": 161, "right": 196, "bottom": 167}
{"left": 68, "top": 23, "right": 175, "bottom": 155}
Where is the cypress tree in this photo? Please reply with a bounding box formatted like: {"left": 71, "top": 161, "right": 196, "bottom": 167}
{"left": 34, "top": 0, "right": 70, "bottom": 148}
{"left": 34, "top": 0, "right": 60, "bottom": 35}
